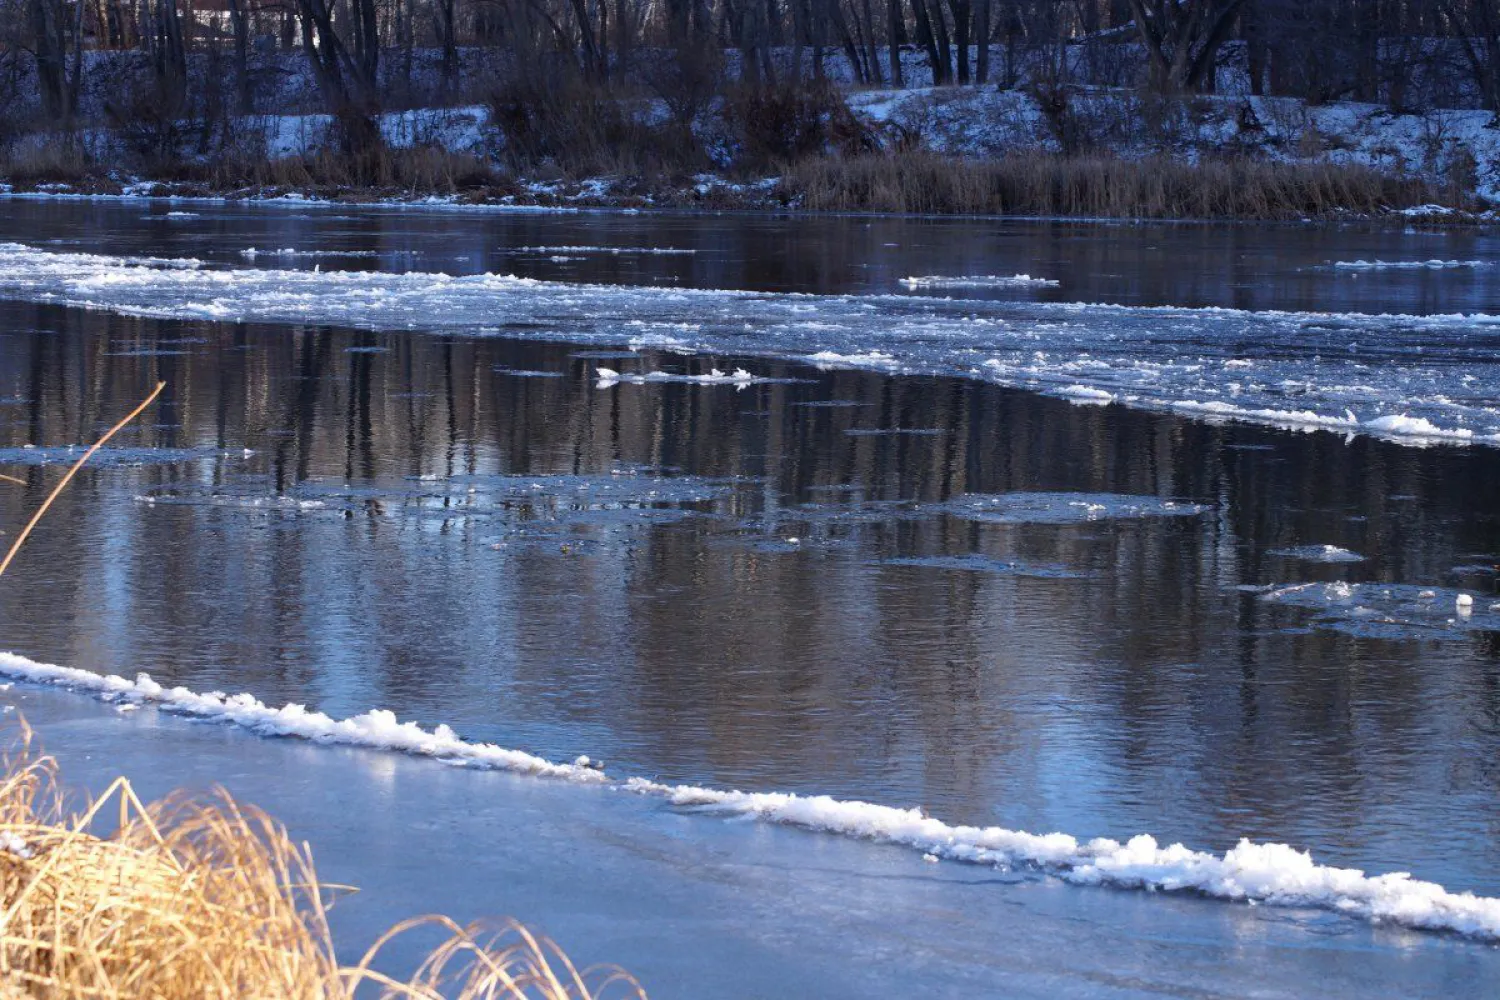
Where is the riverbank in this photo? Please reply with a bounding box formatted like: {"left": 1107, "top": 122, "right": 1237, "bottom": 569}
{"left": 0, "top": 162, "right": 1488, "bottom": 225}
{"left": 4, "top": 84, "right": 1496, "bottom": 223}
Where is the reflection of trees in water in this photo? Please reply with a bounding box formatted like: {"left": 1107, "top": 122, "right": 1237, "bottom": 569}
{"left": 1, "top": 304, "right": 1498, "bottom": 878}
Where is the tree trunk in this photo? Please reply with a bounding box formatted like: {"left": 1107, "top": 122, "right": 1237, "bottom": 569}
{"left": 887, "top": 0, "right": 904, "bottom": 87}
{"left": 227, "top": 0, "right": 253, "bottom": 114}
{"left": 31, "top": 0, "right": 69, "bottom": 120}
{"left": 913, "top": 0, "right": 945, "bottom": 84}
{"left": 950, "top": 0, "right": 970, "bottom": 84}
{"left": 974, "top": 0, "right": 989, "bottom": 84}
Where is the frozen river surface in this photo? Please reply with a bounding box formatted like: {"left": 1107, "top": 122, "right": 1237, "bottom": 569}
{"left": 11, "top": 685, "right": 1495, "bottom": 999}
{"left": 0, "top": 200, "right": 1498, "bottom": 995}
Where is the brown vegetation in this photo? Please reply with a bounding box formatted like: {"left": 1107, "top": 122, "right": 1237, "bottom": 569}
{"left": 782, "top": 150, "right": 1442, "bottom": 218}
{"left": 0, "top": 728, "right": 645, "bottom": 999}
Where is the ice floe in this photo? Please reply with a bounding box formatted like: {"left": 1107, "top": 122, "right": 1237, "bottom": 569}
{"left": 899, "top": 274, "right": 1060, "bottom": 289}
{"left": 513, "top": 245, "right": 696, "bottom": 256}
{"left": 1266, "top": 545, "right": 1366, "bottom": 563}
{"left": 1332, "top": 260, "right": 1491, "bottom": 270}
{"left": 596, "top": 366, "right": 777, "bottom": 387}
{"left": 1260, "top": 582, "right": 1500, "bottom": 638}
{"left": 933, "top": 492, "right": 1210, "bottom": 525}
{"left": 3, "top": 243, "right": 1500, "bottom": 449}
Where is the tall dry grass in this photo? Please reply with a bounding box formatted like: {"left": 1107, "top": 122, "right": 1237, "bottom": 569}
{"left": 0, "top": 729, "right": 645, "bottom": 998}
{"left": 0, "top": 389, "right": 645, "bottom": 999}
{"left": 782, "top": 150, "right": 1442, "bottom": 219}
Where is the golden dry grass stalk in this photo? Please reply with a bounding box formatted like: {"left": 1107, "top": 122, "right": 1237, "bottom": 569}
{"left": 0, "top": 728, "right": 644, "bottom": 999}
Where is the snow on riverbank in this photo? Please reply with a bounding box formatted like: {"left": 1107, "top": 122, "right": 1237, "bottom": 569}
{"left": 6, "top": 82, "right": 1500, "bottom": 216}
{"left": 1, "top": 648, "right": 1497, "bottom": 942}
{"left": 848, "top": 87, "right": 1500, "bottom": 205}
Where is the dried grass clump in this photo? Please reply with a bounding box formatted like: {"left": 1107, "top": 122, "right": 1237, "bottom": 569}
{"left": 0, "top": 728, "right": 644, "bottom": 1000}
{"left": 783, "top": 150, "right": 1444, "bottom": 219}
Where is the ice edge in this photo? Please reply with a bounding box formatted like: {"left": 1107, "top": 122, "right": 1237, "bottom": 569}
{"left": 1, "top": 650, "right": 1496, "bottom": 943}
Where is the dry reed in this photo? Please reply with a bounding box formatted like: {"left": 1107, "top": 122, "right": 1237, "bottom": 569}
{"left": 0, "top": 383, "right": 165, "bottom": 579}
{"left": 0, "top": 384, "right": 646, "bottom": 998}
{"left": 0, "top": 730, "right": 645, "bottom": 998}
{"left": 782, "top": 150, "right": 1442, "bottom": 219}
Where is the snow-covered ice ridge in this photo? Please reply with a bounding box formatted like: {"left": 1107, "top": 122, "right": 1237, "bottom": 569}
{"left": 1332, "top": 259, "right": 1491, "bottom": 270}
{"left": 0, "top": 652, "right": 602, "bottom": 782}
{"left": 899, "top": 274, "right": 1060, "bottom": 289}
{"left": 1, "top": 647, "right": 1498, "bottom": 942}
{"left": 4, "top": 242, "right": 1500, "bottom": 449}
{"left": 514, "top": 245, "right": 696, "bottom": 256}
{"left": 595, "top": 366, "right": 783, "bottom": 387}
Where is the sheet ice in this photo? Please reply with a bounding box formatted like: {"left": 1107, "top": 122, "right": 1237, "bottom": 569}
{"left": 2, "top": 647, "right": 1498, "bottom": 943}
{"left": 2, "top": 242, "right": 1499, "bottom": 449}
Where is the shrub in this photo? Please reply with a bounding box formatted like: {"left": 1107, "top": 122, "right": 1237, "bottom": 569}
{"left": 720, "top": 79, "right": 873, "bottom": 171}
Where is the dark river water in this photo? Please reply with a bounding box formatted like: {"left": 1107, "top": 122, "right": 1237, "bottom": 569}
{"left": 1, "top": 199, "right": 1499, "bottom": 907}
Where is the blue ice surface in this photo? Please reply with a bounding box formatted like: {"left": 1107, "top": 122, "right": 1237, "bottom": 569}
{"left": 7, "top": 683, "right": 1495, "bottom": 1000}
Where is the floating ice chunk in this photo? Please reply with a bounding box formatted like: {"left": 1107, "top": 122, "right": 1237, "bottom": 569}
{"left": 1267, "top": 545, "right": 1366, "bottom": 563}
{"left": 513, "top": 245, "right": 696, "bottom": 256}
{"left": 1332, "top": 259, "right": 1490, "bottom": 270}
{"left": 596, "top": 366, "right": 774, "bottom": 387}
{"left": 899, "top": 275, "right": 1060, "bottom": 289}
{"left": 1051, "top": 384, "right": 1116, "bottom": 406}
{"left": 1264, "top": 583, "right": 1500, "bottom": 638}
{"left": 4, "top": 242, "right": 1500, "bottom": 451}
{"left": 934, "top": 492, "right": 1210, "bottom": 525}
{"left": 1363, "top": 414, "right": 1474, "bottom": 441}
{"left": 807, "top": 350, "right": 900, "bottom": 369}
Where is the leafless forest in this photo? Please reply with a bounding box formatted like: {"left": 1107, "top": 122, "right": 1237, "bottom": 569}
{"left": 3, "top": 1, "right": 1498, "bottom": 214}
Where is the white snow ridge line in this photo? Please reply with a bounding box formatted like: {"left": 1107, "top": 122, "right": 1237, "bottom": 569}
{"left": 2, "top": 650, "right": 1498, "bottom": 942}
{"left": 0, "top": 652, "right": 603, "bottom": 782}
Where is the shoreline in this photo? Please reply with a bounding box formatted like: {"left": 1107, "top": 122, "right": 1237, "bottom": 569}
{"left": 2, "top": 176, "right": 1491, "bottom": 228}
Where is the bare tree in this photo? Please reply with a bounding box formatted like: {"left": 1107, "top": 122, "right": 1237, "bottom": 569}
{"left": 1127, "top": 0, "right": 1246, "bottom": 92}
{"left": 1441, "top": 0, "right": 1500, "bottom": 111}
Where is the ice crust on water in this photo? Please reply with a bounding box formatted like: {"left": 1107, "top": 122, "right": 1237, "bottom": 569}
{"left": 899, "top": 274, "right": 1061, "bottom": 289}
{"left": 877, "top": 554, "right": 1087, "bottom": 578}
{"left": 3, "top": 648, "right": 1499, "bottom": 942}
{"left": 1261, "top": 582, "right": 1500, "bottom": 637}
{"left": 0, "top": 445, "right": 229, "bottom": 467}
{"left": 1052, "top": 384, "right": 1116, "bottom": 406}
{"left": 934, "top": 492, "right": 1210, "bottom": 525}
{"left": 596, "top": 366, "right": 780, "bottom": 387}
{"left": 512, "top": 246, "right": 696, "bottom": 256}
{"left": 240, "top": 248, "right": 379, "bottom": 260}
{"left": 3, "top": 243, "right": 1500, "bottom": 449}
{"left": 1332, "top": 259, "right": 1491, "bottom": 270}
{"left": 1267, "top": 545, "right": 1366, "bottom": 563}
{"left": 136, "top": 471, "right": 729, "bottom": 525}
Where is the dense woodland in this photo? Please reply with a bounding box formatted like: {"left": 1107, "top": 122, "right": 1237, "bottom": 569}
{"left": 2, "top": 1, "right": 1498, "bottom": 213}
